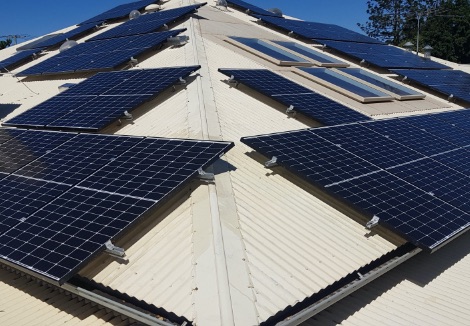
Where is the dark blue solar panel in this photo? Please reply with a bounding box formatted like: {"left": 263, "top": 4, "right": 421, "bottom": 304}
{"left": 272, "top": 93, "right": 370, "bottom": 125}
{"left": 0, "top": 175, "right": 71, "bottom": 236}
{"left": 18, "top": 29, "right": 184, "bottom": 76}
{"left": 218, "top": 68, "right": 370, "bottom": 125}
{"left": 0, "top": 128, "right": 234, "bottom": 283}
{"left": 389, "top": 159, "right": 470, "bottom": 212}
{"left": 0, "top": 129, "right": 75, "bottom": 174}
{"left": 326, "top": 171, "right": 470, "bottom": 250}
{"left": 241, "top": 129, "right": 380, "bottom": 186}
{"left": 0, "top": 187, "right": 155, "bottom": 282}
{"left": 319, "top": 40, "right": 450, "bottom": 70}
{"left": 431, "top": 109, "right": 470, "bottom": 133}
{"left": 313, "top": 124, "right": 425, "bottom": 169}
{"left": 23, "top": 23, "right": 102, "bottom": 50}
{"left": 431, "top": 149, "right": 470, "bottom": 177}
{"left": 299, "top": 67, "right": 392, "bottom": 99}
{"left": 0, "top": 49, "right": 41, "bottom": 72}
{"left": 403, "top": 114, "right": 470, "bottom": 147}
{"left": 271, "top": 41, "right": 347, "bottom": 65}
{"left": 361, "top": 119, "right": 457, "bottom": 156}
{"left": 255, "top": 15, "right": 382, "bottom": 44}
{"left": 5, "top": 66, "right": 200, "bottom": 131}
{"left": 88, "top": 4, "right": 205, "bottom": 41}
{"left": 391, "top": 69, "right": 470, "bottom": 103}
{"left": 79, "top": 0, "right": 159, "bottom": 25}
{"left": 227, "top": 0, "right": 282, "bottom": 17}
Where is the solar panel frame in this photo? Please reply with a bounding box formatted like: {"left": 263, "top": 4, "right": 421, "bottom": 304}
{"left": 226, "top": 0, "right": 282, "bottom": 17}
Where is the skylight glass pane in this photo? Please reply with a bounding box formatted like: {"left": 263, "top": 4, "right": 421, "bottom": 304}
{"left": 229, "top": 37, "right": 309, "bottom": 63}
{"left": 272, "top": 41, "right": 345, "bottom": 65}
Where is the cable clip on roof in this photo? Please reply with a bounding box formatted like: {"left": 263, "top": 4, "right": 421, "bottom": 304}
{"left": 366, "top": 215, "right": 380, "bottom": 229}
{"left": 265, "top": 156, "right": 278, "bottom": 168}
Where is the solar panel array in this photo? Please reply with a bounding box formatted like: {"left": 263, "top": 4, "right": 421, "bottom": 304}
{"left": 319, "top": 40, "right": 450, "bottom": 70}
{"left": 254, "top": 15, "right": 382, "bottom": 44}
{"left": 226, "top": 0, "right": 282, "bottom": 17}
{"left": 391, "top": 69, "right": 470, "bottom": 103}
{"left": 18, "top": 29, "right": 184, "bottom": 76}
{"left": 20, "top": 22, "right": 102, "bottom": 50}
{"left": 241, "top": 109, "right": 470, "bottom": 251}
{"left": 5, "top": 66, "right": 200, "bottom": 131}
{"left": 219, "top": 68, "right": 370, "bottom": 125}
{"left": 298, "top": 67, "right": 393, "bottom": 102}
{"left": 0, "top": 49, "right": 41, "bottom": 72}
{"left": 79, "top": 0, "right": 159, "bottom": 25}
{"left": 88, "top": 4, "right": 205, "bottom": 41}
{"left": 0, "top": 128, "right": 233, "bottom": 283}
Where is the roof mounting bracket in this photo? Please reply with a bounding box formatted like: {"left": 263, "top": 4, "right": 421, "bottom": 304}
{"left": 197, "top": 168, "right": 215, "bottom": 182}
{"left": 448, "top": 94, "right": 455, "bottom": 102}
{"left": 128, "top": 57, "right": 138, "bottom": 67}
{"left": 227, "top": 75, "right": 239, "bottom": 87}
{"left": 288, "top": 31, "right": 294, "bottom": 36}
{"left": 265, "top": 156, "right": 278, "bottom": 168}
{"left": 286, "top": 105, "right": 296, "bottom": 116}
{"left": 366, "top": 215, "right": 380, "bottom": 229}
{"left": 359, "top": 59, "right": 368, "bottom": 67}
{"left": 402, "top": 76, "right": 408, "bottom": 82}
{"left": 105, "top": 241, "right": 125, "bottom": 258}
{"left": 122, "top": 110, "right": 133, "bottom": 120}
{"left": 162, "top": 23, "right": 169, "bottom": 30}
{"left": 177, "top": 77, "right": 187, "bottom": 85}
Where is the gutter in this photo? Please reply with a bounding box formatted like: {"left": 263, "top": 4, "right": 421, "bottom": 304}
{"left": 276, "top": 246, "right": 422, "bottom": 326}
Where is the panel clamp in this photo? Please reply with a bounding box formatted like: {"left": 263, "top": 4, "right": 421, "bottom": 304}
{"left": 265, "top": 156, "right": 278, "bottom": 168}
{"left": 122, "top": 110, "right": 133, "bottom": 120}
{"left": 227, "top": 75, "right": 239, "bottom": 86}
{"left": 197, "top": 168, "right": 215, "bottom": 182}
{"left": 286, "top": 105, "right": 296, "bottom": 116}
{"left": 128, "top": 57, "right": 139, "bottom": 67}
{"left": 366, "top": 215, "right": 380, "bottom": 229}
{"left": 105, "top": 241, "right": 126, "bottom": 258}
{"left": 178, "top": 77, "right": 187, "bottom": 85}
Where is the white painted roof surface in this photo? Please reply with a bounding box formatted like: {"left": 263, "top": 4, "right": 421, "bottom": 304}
{"left": 0, "top": 0, "right": 468, "bottom": 325}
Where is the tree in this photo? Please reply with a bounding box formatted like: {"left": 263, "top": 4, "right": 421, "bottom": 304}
{"left": 421, "top": 0, "right": 470, "bottom": 63}
{"left": 0, "top": 38, "right": 12, "bottom": 50}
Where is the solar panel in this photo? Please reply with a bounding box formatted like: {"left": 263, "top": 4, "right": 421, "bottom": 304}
{"left": 271, "top": 41, "right": 349, "bottom": 67}
{"left": 226, "top": 0, "right": 282, "bottom": 17}
{"left": 87, "top": 4, "right": 205, "bottom": 41}
{"left": 336, "top": 68, "right": 425, "bottom": 100}
{"left": 298, "top": 67, "right": 394, "bottom": 103}
{"left": 319, "top": 40, "right": 450, "bottom": 70}
{"left": 218, "top": 68, "right": 370, "bottom": 125}
{"left": 17, "top": 29, "right": 185, "bottom": 76}
{"left": 79, "top": 0, "right": 159, "bottom": 25}
{"left": 5, "top": 66, "right": 200, "bottom": 131}
{"left": 20, "top": 23, "right": 102, "bottom": 50}
{"left": 391, "top": 69, "right": 470, "bottom": 103}
{"left": 255, "top": 15, "right": 383, "bottom": 44}
{"left": 0, "top": 128, "right": 234, "bottom": 283}
{"left": 0, "top": 49, "right": 41, "bottom": 72}
{"left": 241, "top": 111, "right": 470, "bottom": 250}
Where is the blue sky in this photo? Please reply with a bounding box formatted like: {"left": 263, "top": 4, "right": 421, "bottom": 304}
{"left": 0, "top": 0, "right": 369, "bottom": 42}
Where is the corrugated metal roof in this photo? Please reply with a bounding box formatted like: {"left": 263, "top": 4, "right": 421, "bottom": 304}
{"left": 0, "top": 267, "right": 132, "bottom": 326}
{"left": 302, "top": 231, "right": 470, "bottom": 326}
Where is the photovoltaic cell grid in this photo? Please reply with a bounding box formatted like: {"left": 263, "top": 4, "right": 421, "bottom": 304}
{"left": 391, "top": 69, "right": 470, "bottom": 103}
{"left": 0, "top": 49, "right": 41, "bottom": 72}
{"left": 218, "top": 68, "right": 370, "bottom": 125}
{"left": 241, "top": 109, "right": 470, "bottom": 250}
{"left": 79, "top": 0, "right": 159, "bottom": 25}
{"left": 227, "top": 0, "right": 282, "bottom": 17}
{"left": 254, "top": 15, "right": 383, "bottom": 44}
{"left": 18, "top": 29, "right": 185, "bottom": 76}
{"left": 318, "top": 40, "right": 450, "bottom": 70}
{"left": 5, "top": 66, "right": 200, "bottom": 131}
{"left": 0, "top": 128, "right": 234, "bottom": 283}
{"left": 21, "top": 22, "right": 103, "bottom": 50}
{"left": 87, "top": 4, "right": 205, "bottom": 41}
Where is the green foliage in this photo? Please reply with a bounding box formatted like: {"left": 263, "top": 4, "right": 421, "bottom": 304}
{"left": 360, "top": 0, "right": 470, "bottom": 63}
{"left": 0, "top": 38, "right": 12, "bottom": 50}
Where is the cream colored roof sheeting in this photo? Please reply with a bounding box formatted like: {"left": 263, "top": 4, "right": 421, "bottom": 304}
{"left": 303, "top": 231, "right": 470, "bottom": 326}
{"left": 0, "top": 268, "right": 131, "bottom": 326}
